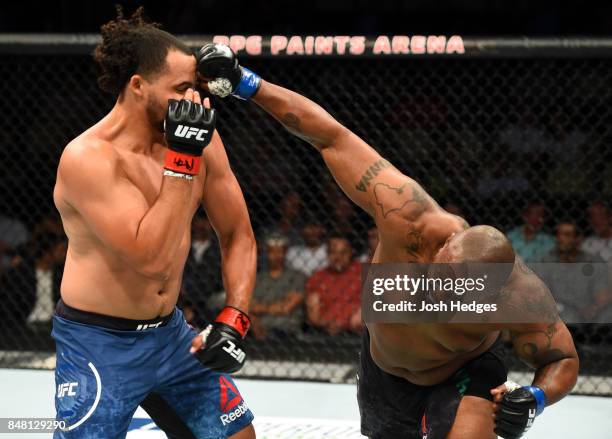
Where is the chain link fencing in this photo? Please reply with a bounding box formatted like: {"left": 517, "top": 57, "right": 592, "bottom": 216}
{"left": 0, "top": 36, "right": 611, "bottom": 394}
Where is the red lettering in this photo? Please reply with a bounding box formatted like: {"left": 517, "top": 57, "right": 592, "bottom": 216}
{"left": 391, "top": 36, "right": 410, "bottom": 54}
{"left": 270, "top": 35, "right": 288, "bottom": 55}
{"left": 304, "top": 36, "right": 314, "bottom": 54}
{"left": 287, "top": 36, "right": 304, "bottom": 55}
{"left": 212, "top": 35, "right": 230, "bottom": 45}
{"left": 315, "top": 36, "right": 334, "bottom": 55}
{"left": 373, "top": 36, "right": 391, "bottom": 55}
{"left": 245, "top": 35, "right": 262, "bottom": 55}
{"left": 446, "top": 35, "right": 465, "bottom": 54}
{"left": 333, "top": 36, "right": 350, "bottom": 55}
{"left": 410, "top": 35, "right": 426, "bottom": 54}
{"left": 427, "top": 36, "right": 447, "bottom": 54}
{"left": 229, "top": 35, "right": 246, "bottom": 54}
{"left": 349, "top": 36, "right": 366, "bottom": 55}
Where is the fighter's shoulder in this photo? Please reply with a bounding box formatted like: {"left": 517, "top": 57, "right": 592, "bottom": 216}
{"left": 59, "top": 133, "right": 119, "bottom": 179}
{"left": 498, "top": 258, "right": 559, "bottom": 321}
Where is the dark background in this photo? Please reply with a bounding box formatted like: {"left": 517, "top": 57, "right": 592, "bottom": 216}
{"left": 1, "top": 0, "right": 611, "bottom": 36}
{"left": 1, "top": 0, "right": 611, "bottom": 385}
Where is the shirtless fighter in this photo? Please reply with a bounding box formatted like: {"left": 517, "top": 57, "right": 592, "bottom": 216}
{"left": 197, "top": 45, "right": 579, "bottom": 439}
{"left": 52, "top": 12, "right": 255, "bottom": 438}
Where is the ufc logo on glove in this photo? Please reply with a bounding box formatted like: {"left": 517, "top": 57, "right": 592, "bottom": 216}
{"left": 174, "top": 125, "right": 209, "bottom": 141}
{"left": 223, "top": 341, "right": 246, "bottom": 363}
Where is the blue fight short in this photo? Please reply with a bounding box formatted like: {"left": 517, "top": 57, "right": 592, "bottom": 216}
{"left": 51, "top": 299, "right": 254, "bottom": 438}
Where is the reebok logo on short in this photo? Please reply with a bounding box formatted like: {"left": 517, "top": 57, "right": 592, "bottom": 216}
{"left": 174, "top": 125, "right": 209, "bottom": 141}
{"left": 219, "top": 401, "right": 248, "bottom": 426}
{"left": 219, "top": 376, "right": 248, "bottom": 425}
{"left": 219, "top": 376, "right": 242, "bottom": 412}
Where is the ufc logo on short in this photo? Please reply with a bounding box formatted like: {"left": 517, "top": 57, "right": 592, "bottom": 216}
{"left": 136, "top": 322, "right": 163, "bottom": 331}
{"left": 223, "top": 341, "right": 246, "bottom": 363}
{"left": 174, "top": 125, "right": 209, "bottom": 140}
{"left": 57, "top": 382, "right": 78, "bottom": 398}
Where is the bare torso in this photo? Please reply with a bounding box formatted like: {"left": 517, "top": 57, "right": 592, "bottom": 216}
{"left": 368, "top": 205, "right": 500, "bottom": 385}
{"left": 54, "top": 122, "right": 204, "bottom": 319}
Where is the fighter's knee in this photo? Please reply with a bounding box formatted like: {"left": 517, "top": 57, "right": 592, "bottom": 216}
{"left": 228, "top": 423, "right": 255, "bottom": 439}
{"left": 446, "top": 395, "right": 496, "bottom": 439}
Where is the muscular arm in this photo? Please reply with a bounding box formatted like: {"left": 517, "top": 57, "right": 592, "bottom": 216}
{"left": 512, "top": 321, "right": 578, "bottom": 405}
{"left": 201, "top": 132, "right": 256, "bottom": 312}
{"left": 57, "top": 142, "right": 193, "bottom": 280}
{"left": 503, "top": 259, "right": 579, "bottom": 405}
{"left": 251, "top": 81, "right": 435, "bottom": 224}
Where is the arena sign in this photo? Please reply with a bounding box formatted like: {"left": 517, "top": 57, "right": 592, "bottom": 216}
{"left": 211, "top": 35, "right": 465, "bottom": 56}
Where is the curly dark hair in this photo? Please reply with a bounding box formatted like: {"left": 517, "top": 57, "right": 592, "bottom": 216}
{"left": 94, "top": 6, "right": 193, "bottom": 96}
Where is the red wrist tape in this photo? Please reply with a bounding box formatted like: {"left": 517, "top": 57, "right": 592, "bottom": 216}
{"left": 216, "top": 306, "right": 251, "bottom": 338}
{"left": 164, "top": 150, "right": 201, "bottom": 175}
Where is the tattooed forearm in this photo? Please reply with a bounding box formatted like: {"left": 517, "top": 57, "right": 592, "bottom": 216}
{"left": 280, "top": 112, "right": 315, "bottom": 143}
{"left": 512, "top": 322, "right": 556, "bottom": 354}
{"left": 405, "top": 225, "right": 424, "bottom": 258}
{"left": 373, "top": 183, "right": 430, "bottom": 219}
{"left": 355, "top": 159, "right": 392, "bottom": 192}
{"left": 512, "top": 322, "right": 568, "bottom": 368}
{"left": 281, "top": 112, "right": 301, "bottom": 132}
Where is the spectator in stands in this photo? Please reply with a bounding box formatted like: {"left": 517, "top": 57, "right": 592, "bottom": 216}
{"left": 359, "top": 227, "right": 379, "bottom": 263}
{"left": 538, "top": 221, "right": 609, "bottom": 320}
{"left": 250, "top": 234, "right": 306, "bottom": 340}
{"left": 181, "top": 211, "right": 222, "bottom": 326}
{"left": 539, "top": 221, "right": 596, "bottom": 263}
{"left": 581, "top": 201, "right": 612, "bottom": 262}
{"left": 306, "top": 236, "right": 362, "bottom": 335}
{"left": 499, "top": 109, "right": 549, "bottom": 154}
{"left": 286, "top": 220, "right": 328, "bottom": 276}
{"left": 261, "top": 191, "right": 303, "bottom": 247}
{"left": 0, "top": 214, "right": 30, "bottom": 271}
{"left": 507, "top": 202, "right": 555, "bottom": 262}
{"left": 329, "top": 195, "right": 358, "bottom": 240}
{"left": 0, "top": 232, "right": 66, "bottom": 330}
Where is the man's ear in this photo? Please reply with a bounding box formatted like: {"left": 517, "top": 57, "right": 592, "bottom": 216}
{"left": 127, "top": 74, "right": 145, "bottom": 97}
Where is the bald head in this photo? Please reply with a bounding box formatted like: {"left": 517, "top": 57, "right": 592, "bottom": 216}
{"left": 445, "top": 225, "right": 515, "bottom": 263}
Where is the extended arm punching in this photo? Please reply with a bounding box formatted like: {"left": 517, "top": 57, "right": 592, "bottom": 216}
{"left": 197, "top": 44, "right": 435, "bottom": 228}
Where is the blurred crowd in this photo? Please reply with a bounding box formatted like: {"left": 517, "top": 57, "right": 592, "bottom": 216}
{"left": 2, "top": 189, "right": 610, "bottom": 339}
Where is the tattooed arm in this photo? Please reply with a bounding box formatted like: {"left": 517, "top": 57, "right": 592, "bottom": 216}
{"left": 251, "top": 80, "right": 435, "bottom": 223}
{"left": 503, "top": 262, "right": 579, "bottom": 405}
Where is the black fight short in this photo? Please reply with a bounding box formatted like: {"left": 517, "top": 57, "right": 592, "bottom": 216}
{"left": 357, "top": 328, "right": 507, "bottom": 439}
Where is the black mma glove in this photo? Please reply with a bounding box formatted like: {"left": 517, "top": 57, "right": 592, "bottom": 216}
{"left": 164, "top": 98, "right": 216, "bottom": 178}
{"left": 192, "top": 306, "right": 251, "bottom": 374}
{"left": 495, "top": 385, "right": 546, "bottom": 439}
{"left": 197, "top": 43, "right": 261, "bottom": 100}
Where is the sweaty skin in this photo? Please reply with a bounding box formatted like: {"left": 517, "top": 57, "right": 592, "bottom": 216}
{"left": 54, "top": 51, "right": 256, "bottom": 321}
{"left": 248, "top": 80, "right": 578, "bottom": 434}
